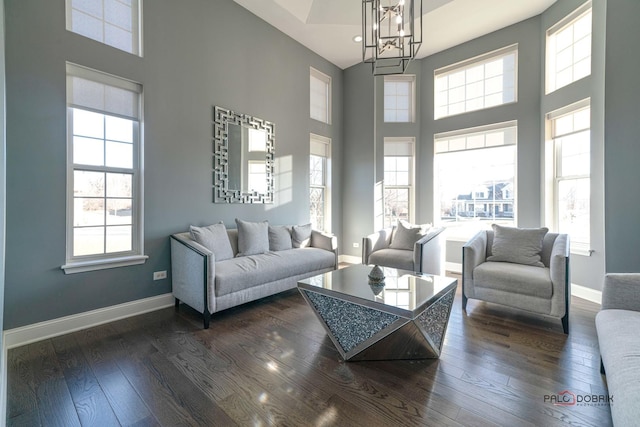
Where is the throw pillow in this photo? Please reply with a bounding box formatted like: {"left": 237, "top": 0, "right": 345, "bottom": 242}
{"left": 487, "top": 224, "right": 548, "bottom": 267}
{"left": 235, "top": 219, "right": 269, "bottom": 256}
{"left": 269, "top": 225, "right": 292, "bottom": 251}
{"left": 292, "top": 223, "right": 312, "bottom": 248}
{"left": 190, "top": 222, "right": 234, "bottom": 261}
{"left": 389, "top": 220, "right": 429, "bottom": 250}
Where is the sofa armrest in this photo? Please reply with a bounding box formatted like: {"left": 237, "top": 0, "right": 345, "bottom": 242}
{"left": 549, "top": 233, "right": 570, "bottom": 317}
{"left": 170, "top": 233, "right": 216, "bottom": 315}
{"left": 601, "top": 273, "right": 640, "bottom": 312}
{"left": 362, "top": 228, "right": 393, "bottom": 264}
{"left": 462, "top": 231, "right": 488, "bottom": 295}
{"left": 311, "top": 230, "right": 338, "bottom": 268}
{"left": 414, "top": 227, "right": 445, "bottom": 274}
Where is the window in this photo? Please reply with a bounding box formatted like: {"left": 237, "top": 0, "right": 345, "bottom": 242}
{"left": 546, "top": 2, "right": 592, "bottom": 93}
{"left": 434, "top": 45, "right": 517, "bottom": 119}
{"left": 310, "top": 134, "right": 331, "bottom": 231}
{"left": 63, "top": 63, "right": 146, "bottom": 274}
{"left": 66, "top": 0, "right": 142, "bottom": 56}
{"left": 383, "top": 138, "right": 414, "bottom": 228}
{"left": 384, "top": 75, "right": 415, "bottom": 122}
{"left": 434, "top": 122, "right": 517, "bottom": 236}
{"left": 310, "top": 68, "right": 331, "bottom": 124}
{"left": 547, "top": 101, "right": 591, "bottom": 251}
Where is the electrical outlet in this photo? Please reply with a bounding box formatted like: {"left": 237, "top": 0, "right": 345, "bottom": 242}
{"left": 153, "top": 270, "right": 167, "bottom": 280}
{"left": 353, "top": 242, "right": 360, "bottom": 248}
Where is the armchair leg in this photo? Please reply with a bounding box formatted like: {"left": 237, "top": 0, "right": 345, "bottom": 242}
{"left": 174, "top": 298, "right": 180, "bottom": 311}
{"left": 600, "top": 358, "right": 606, "bottom": 375}
{"left": 561, "top": 313, "right": 569, "bottom": 334}
{"left": 462, "top": 293, "right": 468, "bottom": 311}
{"left": 203, "top": 309, "right": 211, "bottom": 329}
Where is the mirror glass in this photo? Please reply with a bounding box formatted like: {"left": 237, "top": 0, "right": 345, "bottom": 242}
{"left": 213, "top": 106, "right": 274, "bottom": 203}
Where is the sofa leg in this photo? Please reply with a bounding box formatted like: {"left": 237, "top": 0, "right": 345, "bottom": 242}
{"left": 561, "top": 313, "right": 569, "bottom": 334}
{"left": 600, "top": 358, "right": 606, "bottom": 375}
{"left": 203, "top": 310, "right": 211, "bottom": 329}
{"left": 174, "top": 298, "right": 180, "bottom": 311}
{"left": 462, "top": 293, "right": 468, "bottom": 311}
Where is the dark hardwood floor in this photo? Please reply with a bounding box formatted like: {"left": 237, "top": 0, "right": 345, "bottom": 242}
{"left": 7, "top": 273, "right": 612, "bottom": 426}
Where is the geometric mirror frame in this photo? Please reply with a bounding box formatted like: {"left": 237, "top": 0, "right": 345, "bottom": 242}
{"left": 212, "top": 106, "right": 275, "bottom": 203}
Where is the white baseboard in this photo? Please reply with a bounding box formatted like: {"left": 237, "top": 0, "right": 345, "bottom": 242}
{"left": 571, "top": 283, "right": 602, "bottom": 305}
{"left": 3, "top": 293, "right": 174, "bottom": 350}
{"left": 339, "top": 254, "right": 361, "bottom": 264}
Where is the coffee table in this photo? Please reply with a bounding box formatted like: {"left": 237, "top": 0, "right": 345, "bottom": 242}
{"left": 298, "top": 264, "right": 457, "bottom": 361}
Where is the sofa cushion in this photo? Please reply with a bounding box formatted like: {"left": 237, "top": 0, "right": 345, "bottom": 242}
{"left": 596, "top": 309, "right": 640, "bottom": 427}
{"left": 487, "top": 224, "right": 548, "bottom": 267}
{"left": 215, "top": 248, "right": 335, "bottom": 296}
{"left": 269, "top": 225, "right": 292, "bottom": 251}
{"left": 368, "top": 248, "right": 414, "bottom": 271}
{"left": 190, "top": 223, "right": 234, "bottom": 261}
{"left": 235, "top": 219, "right": 269, "bottom": 256}
{"left": 389, "top": 220, "right": 429, "bottom": 250}
{"left": 292, "top": 223, "right": 312, "bottom": 248}
{"left": 474, "top": 261, "right": 552, "bottom": 299}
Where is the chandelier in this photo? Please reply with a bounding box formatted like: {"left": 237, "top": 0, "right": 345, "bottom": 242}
{"left": 362, "top": 0, "right": 423, "bottom": 75}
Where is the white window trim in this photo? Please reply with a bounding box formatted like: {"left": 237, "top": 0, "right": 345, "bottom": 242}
{"left": 384, "top": 75, "right": 416, "bottom": 123}
{"left": 383, "top": 137, "right": 415, "bottom": 226}
{"left": 545, "top": 1, "right": 592, "bottom": 94}
{"left": 310, "top": 67, "right": 332, "bottom": 125}
{"left": 310, "top": 133, "right": 331, "bottom": 231}
{"left": 544, "top": 98, "right": 592, "bottom": 256}
{"left": 63, "top": 63, "right": 146, "bottom": 274}
{"left": 434, "top": 44, "right": 518, "bottom": 120}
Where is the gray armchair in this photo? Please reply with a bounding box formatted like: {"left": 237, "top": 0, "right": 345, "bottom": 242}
{"left": 462, "top": 227, "right": 570, "bottom": 333}
{"left": 362, "top": 226, "right": 445, "bottom": 275}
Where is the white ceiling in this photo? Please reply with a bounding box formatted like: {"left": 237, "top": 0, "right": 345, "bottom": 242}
{"left": 234, "top": 0, "right": 557, "bottom": 69}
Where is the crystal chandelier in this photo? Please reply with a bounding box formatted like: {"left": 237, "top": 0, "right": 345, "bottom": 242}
{"left": 362, "top": 0, "right": 423, "bottom": 75}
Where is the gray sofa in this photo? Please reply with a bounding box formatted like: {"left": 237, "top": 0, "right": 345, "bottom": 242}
{"left": 171, "top": 223, "right": 337, "bottom": 328}
{"left": 596, "top": 273, "right": 640, "bottom": 426}
{"left": 362, "top": 225, "right": 445, "bottom": 275}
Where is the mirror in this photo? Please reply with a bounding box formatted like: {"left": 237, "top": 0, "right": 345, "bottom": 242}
{"left": 213, "top": 106, "right": 274, "bottom": 203}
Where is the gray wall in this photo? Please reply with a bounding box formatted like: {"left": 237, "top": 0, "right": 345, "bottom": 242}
{"left": 604, "top": 0, "right": 640, "bottom": 273}
{"left": 4, "top": 0, "right": 343, "bottom": 329}
{"left": 1, "top": 0, "right": 6, "bottom": 410}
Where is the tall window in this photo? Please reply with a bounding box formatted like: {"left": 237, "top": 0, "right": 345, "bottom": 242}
{"left": 310, "top": 68, "right": 331, "bottom": 124}
{"left": 546, "top": 2, "right": 592, "bottom": 93}
{"left": 384, "top": 75, "right": 415, "bottom": 122}
{"left": 434, "top": 45, "right": 517, "bottom": 119}
{"left": 547, "top": 101, "right": 591, "bottom": 251}
{"left": 66, "top": 0, "right": 142, "bottom": 56}
{"left": 64, "top": 63, "right": 145, "bottom": 273}
{"left": 310, "top": 134, "right": 331, "bottom": 231}
{"left": 383, "top": 138, "right": 414, "bottom": 227}
{"left": 435, "top": 122, "right": 517, "bottom": 236}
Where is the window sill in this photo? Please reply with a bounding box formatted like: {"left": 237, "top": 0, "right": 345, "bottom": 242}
{"left": 62, "top": 255, "right": 149, "bottom": 274}
{"left": 571, "top": 247, "right": 593, "bottom": 257}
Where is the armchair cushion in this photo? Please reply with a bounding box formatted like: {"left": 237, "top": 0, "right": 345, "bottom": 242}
{"left": 487, "top": 224, "right": 548, "bottom": 267}
{"left": 368, "top": 248, "right": 414, "bottom": 271}
{"left": 474, "top": 261, "right": 553, "bottom": 299}
{"left": 389, "top": 220, "right": 430, "bottom": 250}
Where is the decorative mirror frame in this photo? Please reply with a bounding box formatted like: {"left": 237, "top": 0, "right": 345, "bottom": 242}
{"left": 212, "top": 106, "right": 275, "bottom": 203}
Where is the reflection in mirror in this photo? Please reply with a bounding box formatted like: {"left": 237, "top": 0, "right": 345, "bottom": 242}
{"left": 213, "top": 106, "right": 274, "bottom": 203}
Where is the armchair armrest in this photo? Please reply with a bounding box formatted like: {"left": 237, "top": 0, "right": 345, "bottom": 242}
{"left": 414, "top": 227, "right": 445, "bottom": 274}
{"left": 601, "top": 273, "right": 640, "bottom": 312}
{"left": 362, "top": 228, "right": 393, "bottom": 264}
{"left": 548, "top": 233, "right": 570, "bottom": 318}
{"left": 311, "top": 230, "right": 339, "bottom": 268}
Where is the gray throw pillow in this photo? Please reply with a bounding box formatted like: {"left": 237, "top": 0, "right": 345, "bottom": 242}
{"left": 487, "top": 224, "right": 548, "bottom": 267}
{"left": 269, "top": 225, "right": 292, "bottom": 251}
{"left": 190, "top": 222, "right": 234, "bottom": 261}
{"left": 389, "top": 220, "right": 429, "bottom": 250}
{"left": 235, "top": 219, "right": 269, "bottom": 256}
{"left": 292, "top": 223, "right": 312, "bottom": 248}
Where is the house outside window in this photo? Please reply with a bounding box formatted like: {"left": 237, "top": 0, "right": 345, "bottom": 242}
{"left": 547, "top": 100, "right": 591, "bottom": 252}
{"left": 546, "top": 1, "right": 592, "bottom": 94}
{"left": 434, "top": 45, "right": 517, "bottom": 119}
{"left": 384, "top": 75, "right": 415, "bottom": 123}
{"left": 66, "top": 0, "right": 143, "bottom": 56}
{"left": 310, "top": 68, "right": 331, "bottom": 124}
{"left": 383, "top": 138, "right": 414, "bottom": 228}
{"left": 63, "top": 63, "right": 146, "bottom": 274}
{"left": 434, "top": 122, "right": 517, "bottom": 237}
{"left": 310, "top": 134, "right": 331, "bottom": 231}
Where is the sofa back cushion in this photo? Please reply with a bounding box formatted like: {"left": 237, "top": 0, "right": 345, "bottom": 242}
{"left": 190, "top": 223, "right": 234, "bottom": 261}
{"left": 269, "top": 225, "right": 293, "bottom": 251}
{"left": 235, "top": 219, "right": 270, "bottom": 256}
{"left": 292, "top": 223, "right": 312, "bottom": 248}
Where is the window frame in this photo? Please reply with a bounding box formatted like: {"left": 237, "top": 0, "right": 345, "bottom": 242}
{"left": 383, "top": 137, "right": 415, "bottom": 228}
{"left": 62, "top": 63, "right": 147, "bottom": 274}
{"left": 545, "top": 1, "right": 592, "bottom": 94}
{"left": 384, "top": 75, "right": 416, "bottom": 123}
{"left": 309, "top": 134, "right": 331, "bottom": 232}
{"left": 310, "top": 67, "right": 331, "bottom": 124}
{"left": 434, "top": 44, "right": 518, "bottom": 120}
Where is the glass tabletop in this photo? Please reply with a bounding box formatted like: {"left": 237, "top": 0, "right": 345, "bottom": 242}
{"left": 298, "top": 264, "right": 457, "bottom": 316}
